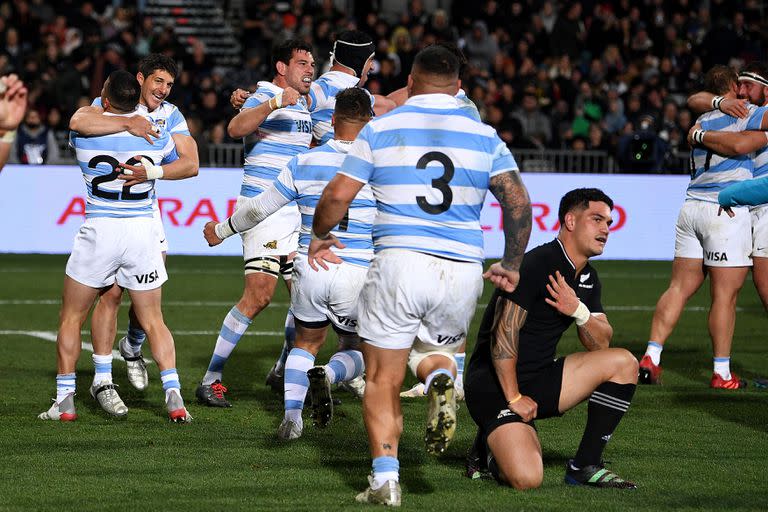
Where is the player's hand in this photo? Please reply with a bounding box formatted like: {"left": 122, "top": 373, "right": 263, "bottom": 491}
{"left": 719, "top": 97, "right": 748, "bottom": 118}
{"left": 0, "top": 74, "right": 28, "bottom": 131}
{"left": 230, "top": 88, "right": 251, "bottom": 109}
{"left": 509, "top": 395, "right": 538, "bottom": 423}
{"left": 482, "top": 262, "right": 520, "bottom": 292}
{"left": 118, "top": 158, "right": 148, "bottom": 185}
{"left": 687, "top": 123, "right": 702, "bottom": 146}
{"left": 127, "top": 115, "right": 158, "bottom": 144}
{"left": 718, "top": 205, "right": 736, "bottom": 218}
{"left": 544, "top": 271, "right": 580, "bottom": 316}
{"left": 203, "top": 221, "right": 223, "bottom": 247}
{"left": 307, "top": 235, "right": 345, "bottom": 271}
{"left": 281, "top": 87, "right": 300, "bottom": 107}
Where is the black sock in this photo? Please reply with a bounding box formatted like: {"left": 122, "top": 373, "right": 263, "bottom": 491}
{"left": 573, "top": 381, "right": 636, "bottom": 468}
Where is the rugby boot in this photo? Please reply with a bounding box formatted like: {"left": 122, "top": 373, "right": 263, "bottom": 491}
{"left": 166, "top": 389, "right": 192, "bottom": 423}
{"left": 277, "top": 418, "right": 302, "bottom": 441}
{"left": 638, "top": 355, "right": 662, "bottom": 385}
{"left": 424, "top": 373, "right": 457, "bottom": 455}
{"left": 564, "top": 459, "right": 637, "bottom": 489}
{"left": 38, "top": 393, "right": 77, "bottom": 421}
{"left": 355, "top": 476, "right": 401, "bottom": 507}
{"left": 90, "top": 382, "right": 128, "bottom": 417}
{"left": 195, "top": 380, "right": 232, "bottom": 407}
{"left": 307, "top": 366, "right": 333, "bottom": 428}
{"left": 119, "top": 336, "right": 148, "bottom": 390}
{"left": 710, "top": 372, "right": 747, "bottom": 389}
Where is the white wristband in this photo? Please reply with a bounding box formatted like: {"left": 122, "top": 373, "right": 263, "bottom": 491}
{"left": 712, "top": 96, "right": 724, "bottom": 110}
{"left": 268, "top": 93, "right": 283, "bottom": 110}
{"left": 215, "top": 218, "right": 237, "bottom": 240}
{"left": 691, "top": 129, "right": 705, "bottom": 145}
{"left": 571, "top": 301, "right": 591, "bottom": 326}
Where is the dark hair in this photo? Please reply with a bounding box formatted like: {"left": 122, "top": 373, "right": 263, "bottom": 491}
{"left": 435, "top": 42, "right": 467, "bottom": 76}
{"left": 412, "top": 45, "right": 460, "bottom": 78}
{"left": 334, "top": 88, "right": 373, "bottom": 122}
{"left": 558, "top": 188, "right": 614, "bottom": 224}
{"left": 271, "top": 39, "right": 313, "bottom": 73}
{"left": 105, "top": 70, "right": 141, "bottom": 113}
{"left": 704, "top": 65, "right": 737, "bottom": 95}
{"left": 138, "top": 53, "right": 179, "bottom": 80}
{"left": 740, "top": 61, "right": 768, "bottom": 84}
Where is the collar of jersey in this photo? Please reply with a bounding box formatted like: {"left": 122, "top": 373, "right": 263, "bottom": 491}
{"left": 404, "top": 93, "right": 461, "bottom": 109}
{"left": 323, "top": 70, "right": 360, "bottom": 87}
{"left": 327, "top": 139, "right": 353, "bottom": 153}
{"left": 554, "top": 237, "right": 576, "bottom": 270}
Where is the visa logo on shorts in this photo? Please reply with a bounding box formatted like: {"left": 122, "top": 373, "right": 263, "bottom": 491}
{"left": 336, "top": 315, "right": 357, "bottom": 328}
{"left": 436, "top": 333, "right": 464, "bottom": 345}
{"left": 705, "top": 251, "right": 728, "bottom": 261}
{"left": 135, "top": 270, "right": 159, "bottom": 284}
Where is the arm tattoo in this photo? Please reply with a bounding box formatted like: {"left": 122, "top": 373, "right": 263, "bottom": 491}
{"left": 578, "top": 324, "right": 601, "bottom": 351}
{"left": 489, "top": 171, "right": 532, "bottom": 271}
{"left": 490, "top": 297, "right": 528, "bottom": 361}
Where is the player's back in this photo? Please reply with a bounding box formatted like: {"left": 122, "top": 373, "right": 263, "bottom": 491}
{"left": 241, "top": 81, "right": 312, "bottom": 198}
{"left": 71, "top": 116, "right": 176, "bottom": 218}
{"left": 340, "top": 93, "right": 518, "bottom": 263}
{"left": 276, "top": 141, "right": 375, "bottom": 267}
{"left": 309, "top": 71, "right": 364, "bottom": 145}
{"left": 688, "top": 107, "right": 757, "bottom": 202}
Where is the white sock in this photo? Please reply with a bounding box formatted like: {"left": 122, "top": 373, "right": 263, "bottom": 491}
{"left": 645, "top": 342, "right": 663, "bottom": 366}
{"left": 714, "top": 357, "right": 731, "bottom": 380}
{"left": 56, "top": 373, "right": 76, "bottom": 403}
{"left": 284, "top": 348, "right": 314, "bottom": 427}
{"left": 92, "top": 354, "right": 113, "bottom": 385}
{"left": 203, "top": 306, "right": 252, "bottom": 385}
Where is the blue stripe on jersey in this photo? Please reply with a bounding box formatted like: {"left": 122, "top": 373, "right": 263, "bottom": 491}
{"left": 244, "top": 139, "right": 307, "bottom": 156}
{"left": 386, "top": 104, "right": 483, "bottom": 122}
{"left": 746, "top": 106, "right": 768, "bottom": 130}
{"left": 372, "top": 128, "right": 498, "bottom": 151}
{"left": 371, "top": 166, "right": 490, "bottom": 187}
{"left": 261, "top": 119, "right": 297, "bottom": 132}
{"left": 378, "top": 202, "right": 483, "bottom": 222}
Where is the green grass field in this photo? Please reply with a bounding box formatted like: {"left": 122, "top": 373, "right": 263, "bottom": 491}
{"left": 1, "top": 254, "right": 767, "bottom": 511}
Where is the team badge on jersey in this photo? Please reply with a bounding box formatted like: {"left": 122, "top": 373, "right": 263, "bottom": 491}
{"left": 151, "top": 118, "right": 166, "bottom": 135}
{"left": 263, "top": 240, "right": 278, "bottom": 249}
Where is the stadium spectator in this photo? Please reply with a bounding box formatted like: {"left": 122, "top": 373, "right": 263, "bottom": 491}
{"left": 15, "top": 107, "right": 59, "bottom": 164}
{"left": 616, "top": 114, "right": 669, "bottom": 173}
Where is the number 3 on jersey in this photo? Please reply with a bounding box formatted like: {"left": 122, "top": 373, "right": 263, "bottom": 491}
{"left": 416, "top": 151, "right": 454, "bottom": 215}
{"left": 90, "top": 155, "right": 152, "bottom": 201}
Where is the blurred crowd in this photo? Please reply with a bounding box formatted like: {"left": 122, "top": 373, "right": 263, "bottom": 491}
{"left": 1, "top": 0, "right": 766, "bottom": 171}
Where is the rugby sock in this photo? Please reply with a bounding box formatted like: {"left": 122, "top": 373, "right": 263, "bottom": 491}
{"left": 714, "top": 357, "right": 731, "bottom": 380}
{"left": 56, "top": 373, "right": 76, "bottom": 403}
{"left": 454, "top": 352, "right": 466, "bottom": 388}
{"left": 160, "top": 368, "right": 181, "bottom": 399}
{"left": 284, "top": 348, "right": 314, "bottom": 425}
{"left": 644, "top": 342, "right": 663, "bottom": 365}
{"left": 202, "top": 306, "right": 252, "bottom": 385}
{"left": 274, "top": 309, "right": 296, "bottom": 374}
{"left": 126, "top": 319, "right": 147, "bottom": 355}
{"left": 325, "top": 350, "right": 364, "bottom": 384}
{"left": 424, "top": 367, "right": 454, "bottom": 392}
{"left": 92, "top": 353, "right": 113, "bottom": 385}
{"left": 573, "top": 381, "right": 636, "bottom": 468}
{"left": 371, "top": 456, "right": 399, "bottom": 488}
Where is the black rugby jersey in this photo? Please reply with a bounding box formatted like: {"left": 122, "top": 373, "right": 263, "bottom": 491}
{"left": 468, "top": 238, "right": 604, "bottom": 381}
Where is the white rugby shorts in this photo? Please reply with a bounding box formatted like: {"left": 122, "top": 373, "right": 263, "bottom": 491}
{"left": 675, "top": 200, "right": 752, "bottom": 267}
{"left": 237, "top": 196, "right": 299, "bottom": 265}
{"left": 152, "top": 206, "right": 168, "bottom": 253}
{"left": 407, "top": 335, "right": 461, "bottom": 377}
{"left": 291, "top": 255, "right": 368, "bottom": 333}
{"left": 750, "top": 204, "right": 768, "bottom": 258}
{"left": 357, "top": 248, "right": 483, "bottom": 350}
{"left": 65, "top": 217, "right": 168, "bottom": 290}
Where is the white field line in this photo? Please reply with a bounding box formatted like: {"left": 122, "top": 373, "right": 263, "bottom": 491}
{"left": 0, "top": 299, "right": 759, "bottom": 313}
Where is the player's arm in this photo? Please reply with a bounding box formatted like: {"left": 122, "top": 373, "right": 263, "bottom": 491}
{"left": 483, "top": 169, "right": 532, "bottom": 292}
{"left": 372, "top": 94, "right": 396, "bottom": 116}
{"left": 688, "top": 122, "right": 768, "bottom": 156}
{"left": 545, "top": 271, "right": 612, "bottom": 350}
{"left": 687, "top": 91, "right": 748, "bottom": 118}
{"left": 204, "top": 184, "right": 291, "bottom": 246}
{"left": 386, "top": 87, "right": 408, "bottom": 107}
{"left": 0, "top": 129, "right": 13, "bottom": 171}
{"left": 69, "top": 105, "right": 158, "bottom": 143}
{"left": 161, "top": 133, "right": 199, "bottom": 179}
{"left": 490, "top": 296, "right": 537, "bottom": 422}
{"left": 228, "top": 87, "right": 301, "bottom": 139}
{"left": 719, "top": 175, "right": 768, "bottom": 208}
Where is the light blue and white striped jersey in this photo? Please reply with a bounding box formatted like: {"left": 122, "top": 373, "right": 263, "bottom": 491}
{"left": 308, "top": 71, "right": 372, "bottom": 145}
{"left": 743, "top": 104, "right": 768, "bottom": 179}
{"left": 274, "top": 140, "right": 375, "bottom": 267}
{"left": 241, "top": 81, "right": 313, "bottom": 197}
{"left": 70, "top": 113, "right": 177, "bottom": 218}
{"left": 339, "top": 93, "right": 518, "bottom": 263}
{"left": 456, "top": 89, "right": 481, "bottom": 121}
{"left": 92, "top": 97, "right": 190, "bottom": 137}
{"left": 688, "top": 106, "right": 762, "bottom": 202}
